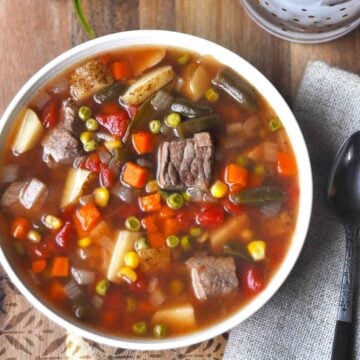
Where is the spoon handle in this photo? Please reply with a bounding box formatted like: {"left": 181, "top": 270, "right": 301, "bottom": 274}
{"left": 331, "top": 224, "right": 359, "bottom": 360}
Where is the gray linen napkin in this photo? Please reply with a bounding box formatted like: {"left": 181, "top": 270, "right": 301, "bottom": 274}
{"left": 224, "top": 61, "right": 360, "bottom": 360}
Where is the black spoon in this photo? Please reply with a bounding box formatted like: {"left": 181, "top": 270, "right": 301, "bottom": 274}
{"left": 327, "top": 131, "right": 360, "bottom": 360}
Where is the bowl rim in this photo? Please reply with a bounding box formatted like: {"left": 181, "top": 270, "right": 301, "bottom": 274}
{"left": 0, "top": 29, "right": 313, "bottom": 350}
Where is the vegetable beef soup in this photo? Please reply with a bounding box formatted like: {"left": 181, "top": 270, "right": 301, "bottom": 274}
{"left": 0, "top": 46, "right": 298, "bottom": 339}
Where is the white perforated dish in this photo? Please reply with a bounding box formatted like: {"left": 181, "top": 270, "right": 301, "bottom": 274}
{"left": 240, "top": 0, "right": 360, "bottom": 43}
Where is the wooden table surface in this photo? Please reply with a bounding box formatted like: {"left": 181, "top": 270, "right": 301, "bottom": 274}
{"left": 0, "top": 1, "right": 359, "bottom": 359}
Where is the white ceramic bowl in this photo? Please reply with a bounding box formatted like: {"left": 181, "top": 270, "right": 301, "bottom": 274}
{"left": 0, "top": 30, "right": 312, "bottom": 350}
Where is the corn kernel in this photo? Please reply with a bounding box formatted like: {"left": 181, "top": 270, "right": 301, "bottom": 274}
{"left": 205, "top": 88, "right": 219, "bottom": 102}
{"left": 124, "top": 251, "right": 140, "bottom": 269}
{"left": 104, "top": 140, "right": 122, "bottom": 150}
{"left": 118, "top": 266, "right": 138, "bottom": 283}
{"left": 43, "top": 215, "right": 63, "bottom": 230}
{"left": 247, "top": 240, "right": 266, "bottom": 261}
{"left": 240, "top": 229, "right": 253, "bottom": 241}
{"left": 80, "top": 131, "right": 94, "bottom": 144}
{"left": 27, "top": 230, "right": 41, "bottom": 243}
{"left": 210, "top": 180, "right": 228, "bottom": 198}
{"left": 94, "top": 187, "right": 110, "bottom": 207}
{"left": 78, "top": 236, "right": 92, "bottom": 248}
{"left": 169, "top": 279, "right": 184, "bottom": 296}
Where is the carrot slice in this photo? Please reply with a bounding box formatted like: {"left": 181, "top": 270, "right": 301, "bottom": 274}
{"left": 224, "top": 164, "right": 248, "bottom": 188}
{"left": 158, "top": 206, "right": 176, "bottom": 219}
{"left": 11, "top": 218, "right": 30, "bottom": 240}
{"left": 162, "top": 218, "right": 181, "bottom": 236}
{"left": 32, "top": 259, "right": 47, "bottom": 274}
{"left": 50, "top": 257, "right": 69, "bottom": 277}
{"left": 148, "top": 232, "right": 166, "bottom": 248}
{"left": 111, "top": 61, "right": 131, "bottom": 80}
{"left": 139, "top": 193, "right": 162, "bottom": 212}
{"left": 49, "top": 281, "right": 66, "bottom": 301}
{"left": 132, "top": 131, "right": 155, "bottom": 155}
{"left": 122, "top": 162, "right": 149, "bottom": 189}
{"left": 277, "top": 152, "right": 297, "bottom": 177}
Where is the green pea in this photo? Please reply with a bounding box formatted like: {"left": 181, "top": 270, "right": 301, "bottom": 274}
{"left": 268, "top": 118, "right": 282, "bottom": 132}
{"left": 180, "top": 235, "right": 192, "bottom": 251}
{"left": 167, "top": 193, "right": 184, "bottom": 210}
{"left": 166, "top": 235, "right": 180, "bottom": 248}
{"left": 135, "top": 237, "right": 149, "bottom": 251}
{"left": 190, "top": 227, "right": 202, "bottom": 238}
{"left": 96, "top": 279, "right": 110, "bottom": 296}
{"left": 83, "top": 139, "right": 98, "bottom": 152}
{"left": 125, "top": 216, "right": 141, "bottom": 232}
{"left": 159, "top": 190, "right": 170, "bottom": 201}
{"left": 149, "top": 120, "right": 161, "bottom": 134}
{"left": 132, "top": 321, "right": 148, "bottom": 335}
{"left": 153, "top": 323, "right": 168, "bottom": 338}
{"left": 85, "top": 118, "right": 99, "bottom": 131}
{"left": 78, "top": 106, "right": 92, "bottom": 121}
{"left": 165, "top": 112, "right": 182, "bottom": 128}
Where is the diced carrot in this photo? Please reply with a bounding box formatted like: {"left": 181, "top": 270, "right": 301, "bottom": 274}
{"left": 132, "top": 131, "right": 155, "bottom": 155}
{"left": 139, "top": 300, "right": 156, "bottom": 314}
{"left": 224, "top": 164, "right": 248, "bottom": 188}
{"left": 148, "top": 232, "right": 166, "bottom": 248}
{"left": 11, "top": 218, "right": 30, "bottom": 240}
{"left": 73, "top": 213, "right": 88, "bottom": 238}
{"left": 75, "top": 203, "right": 101, "bottom": 232}
{"left": 122, "top": 162, "right": 149, "bottom": 189}
{"left": 142, "top": 215, "right": 160, "bottom": 233}
{"left": 162, "top": 218, "right": 182, "bottom": 236}
{"left": 139, "top": 193, "right": 162, "bottom": 212}
{"left": 158, "top": 205, "right": 176, "bottom": 219}
{"left": 50, "top": 257, "right": 69, "bottom": 277}
{"left": 49, "top": 281, "right": 66, "bottom": 301}
{"left": 111, "top": 61, "right": 131, "bottom": 80}
{"left": 277, "top": 152, "right": 297, "bottom": 177}
{"left": 32, "top": 259, "right": 47, "bottom": 274}
{"left": 248, "top": 173, "right": 264, "bottom": 188}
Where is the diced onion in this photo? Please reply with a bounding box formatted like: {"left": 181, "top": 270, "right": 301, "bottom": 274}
{"left": 31, "top": 91, "right": 51, "bottom": 111}
{"left": 79, "top": 194, "right": 94, "bottom": 206}
{"left": 149, "top": 288, "right": 166, "bottom": 308}
{"left": 98, "top": 236, "right": 114, "bottom": 252}
{"left": 243, "top": 115, "right": 260, "bottom": 136}
{"left": 64, "top": 280, "right": 82, "bottom": 300}
{"left": 112, "top": 183, "right": 136, "bottom": 203}
{"left": 202, "top": 192, "right": 217, "bottom": 203}
{"left": 98, "top": 146, "right": 112, "bottom": 164}
{"left": 151, "top": 90, "right": 173, "bottom": 111}
{"left": 50, "top": 77, "right": 69, "bottom": 94}
{"left": 174, "top": 77, "right": 184, "bottom": 92}
{"left": 186, "top": 187, "right": 204, "bottom": 202}
{"left": 96, "top": 132, "right": 116, "bottom": 142}
{"left": 136, "top": 158, "right": 153, "bottom": 168}
{"left": 147, "top": 277, "right": 160, "bottom": 293}
{"left": 71, "top": 267, "right": 95, "bottom": 285}
{"left": 260, "top": 202, "right": 282, "bottom": 217}
{"left": 1, "top": 165, "right": 20, "bottom": 183}
{"left": 91, "top": 295, "right": 104, "bottom": 309}
{"left": 263, "top": 142, "right": 278, "bottom": 162}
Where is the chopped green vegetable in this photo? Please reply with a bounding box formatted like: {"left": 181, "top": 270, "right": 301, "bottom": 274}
{"left": 125, "top": 216, "right": 141, "bottom": 231}
{"left": 230, "top": 186, "right": 285, "bottom": 206}
{"left": 212, "top": 67, "right": 258, "bottom": 112}
{"left": 93, "top": 82, "right": 126, "bottom": 104}
{"left": 167, "top": 193, "right": 184, "bottom": 210}
{"left": 268, "top": 118, "right": 282, "bottom": 132}
{"left": 132, "top": 321, "right": 148, "bottom": 335}
{"left": 73, "top": 0, "right": 96, "bottom": 39}
{"left": 190, "top": 227, "right": 202, "bottom": 237}
{"left": 170, "top": 98, "right": 213, "bottom": 118}
{"left": 149, "top": 120, "right": 161, "bottom": 134}
{"left": 153, "top": 323, "right": 168, "bottom": 338}
{"left": 223, "top": 243, "right": 252, "bottom": 261}
{"left": 78, "top": 106, "right": 92, "bottom": 121}
{"left": 175, "top": 115, "right": 221, "bottom": 138}
{"left": 85, "top": 118, "right": 99, "bottom": 131}
{"left": 180, "top": 235, "right": 192, "bottom": 250}
{"left": 165, "top": 112, "right": 182, "bottom": 128}
{"left": 177, "top": 53, "right": 189, "bottom": 65}
{"left": 135, "top": 237, "right": 149, "bottom": 251}
{"left": 166, "top": 235, "right": 180, "bottom": 248}
{"left": 95, "top": 279, "right": 110, "bottom": 296}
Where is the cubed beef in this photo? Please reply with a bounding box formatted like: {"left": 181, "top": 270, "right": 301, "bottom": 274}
{"left": 157, "top": 132, "right": 214, "bottom": 191}
{"left": 1, "top": 178, "right": 48, "bottom": 215}
{"left": 61, "top": 98, "right": 81, "bottom": 134}
{"left": 42, "top": 127, "right": 82, "bottom": 167}
{"left": 186, "top": 256, "right": 238, "bottom": 301}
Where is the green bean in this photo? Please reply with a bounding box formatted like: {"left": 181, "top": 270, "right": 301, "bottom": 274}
{"left": 223, "top": 244, "right": 252, "bottom": 261}
{"left": 180, "top": 235, "right": 192, "bottom": 251}
{"left": 153, "top": 324, "right": 168, "bottom": 338}
{"left": 93, "top": 82, "right": 126, "bottom": 104}
{"left": 212, "top": 67, "right": 258, "bottom": 112}
{"left": 230, "top": 186, "right": 285, "bottom": 206}
{"left": 95, "top": 279, "right": 110, "bottom": 296}
{"left": 170, "top": 98, "right": 213, "bottom": 118}
{"left": 133, "top": 321, "right": 148, "bottom": 335}
{"left": 175, "top": 115, "right": 221, "bottom": 138}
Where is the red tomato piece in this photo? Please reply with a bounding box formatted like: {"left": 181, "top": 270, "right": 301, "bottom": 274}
{"left": 176, "top": 209, "right": 195, "bottom": 228}
{"left": 100, "top": 164, "right": 116, "bottom": 188}
{"left": 96, "top": 111, "right": 129, "bottom": 139}
{"left": 42, "top": 101, "right": 58, "bottom": 128}
{"left": 242, "top": 266, "right": 264, "bottom": 295}
{"left": 55, "top": 221, "right": 76, "bottom": 253}
{"left": 84, "top": 153, "right": 101, "bottom": 174}
{"left": 223, "top": 199, "right": 245, "bottom": 215}
{"left": 196, "top": 204, "right": 224, "bottom": 228}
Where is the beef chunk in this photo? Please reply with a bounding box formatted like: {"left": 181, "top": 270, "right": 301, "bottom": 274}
{"left": 157, "top": 132, "right": 214, "bottom": 191}
{"left": 1, "top": 178, "right": 48, "bottom": 215}
{"left": 186, "top": 256, "right": 238, "bottom": 301}
{"left": 42, "top": 127, "right": 82, "bottom": 166}
{"left": 61, "top": 98, "right": 80, "bottom": 134}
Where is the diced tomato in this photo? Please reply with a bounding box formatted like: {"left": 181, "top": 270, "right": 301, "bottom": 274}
{"left": 118, "top": 203, "right": 140, "bottom": 220}
{"left": 84, "top": 153, "right": 101, "bottom": 174}
{"left": 75, "top": 203, "right": 101, "bottom": 232}
{"left": 11, "top": 218, "right": 30, "bottom": 240}
{"left": 96, "top": 111, "right": 129, "bottom": 139}
{"left": 99, "top": 164, "right": 116, "bottom": 187}
{"left": 129, "top": 273, "right": 147, "bottom": 293}
{"left": 242, "top": 266, "right": 265, "bottom": 295}
{"left": 277, "top": 152, "right": 297, "bottom": 177}
{"left": 27, "top": 236, "right": 57, "bottom": 260}
{"left": 196, "top": 204, "right": 224, "bottom": 228}
{"left": 101, "top": 103, "right": 121, "bottom": 114}
{"left": 54, "top": 221, "right": 76, "bottom": 254}
{"left": 42, "top": 101, "right": 58, "bottom": 128}
{"left": 60, "top": 205, "right": 76, "bottom": 221}
{"left": 223, "top": 199, "right": 245, "bottom": 215}
{"left": 176, "top": 208, "right": 196, "bottom": 228}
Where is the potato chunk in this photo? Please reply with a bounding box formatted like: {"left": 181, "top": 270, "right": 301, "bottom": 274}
{"left": 70, "top": 60, "right": 114, "bottom": 102}
{"left": 152, "top": 302, "right": 196, "bottom": 329}
{"left": 138, "top": 247, "right": 170, "bottom": 273}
